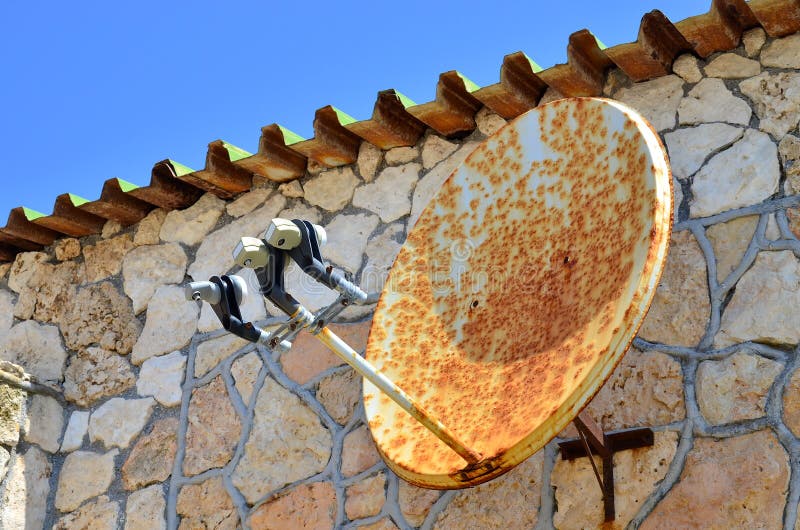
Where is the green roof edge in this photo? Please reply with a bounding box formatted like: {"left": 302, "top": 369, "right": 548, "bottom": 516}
{"left": 455, "top": 72, "right": 481, "bottom": 93}
{"left": 21, "top": 207, "right": 45, "bottom": 220}
{"left": 221, "top": 142, "right": 252, "bottom": 162}
{"left": 394, "top": 91, "right": 416, "bottom": 108}
{"left": 68, "top": 194, "right": 90, "bottom": 206}
{"left": 116, "top": 178, "right": 140, "bottom": 192}
{"left": 168, "top": 159, "right": 195, "bottom": 176}
{"left": 277, "top": 126, "right": 304, "bottom": 145}
{"left": 331, "top": 107, "right": 357, "bottom": 126}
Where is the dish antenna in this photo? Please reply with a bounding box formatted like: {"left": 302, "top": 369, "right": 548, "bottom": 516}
{"left": 186, "top": 97, "right": 672, "bottom": 521}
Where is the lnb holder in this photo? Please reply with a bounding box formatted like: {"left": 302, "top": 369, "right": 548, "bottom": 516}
{"left": 186, "top": 218, "right": 374, "bottom": 351}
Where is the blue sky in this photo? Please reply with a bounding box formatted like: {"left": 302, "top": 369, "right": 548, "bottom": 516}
{"left": 0, "top": 1, "right": 702, "bottom": 222}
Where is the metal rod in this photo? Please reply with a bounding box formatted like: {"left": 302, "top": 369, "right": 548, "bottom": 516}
{"left": 0, "top": 369, "right": 64, "bottom": 403}
{"left": 577, "top": 422, "right": 604, "bottom": 495}
{"left": 314, "top": 326, "right": 482, "bottom": 465}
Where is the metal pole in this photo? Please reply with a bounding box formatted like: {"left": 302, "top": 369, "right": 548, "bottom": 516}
{"left": 314, "top": 326, "right": 482, "bottom": 465}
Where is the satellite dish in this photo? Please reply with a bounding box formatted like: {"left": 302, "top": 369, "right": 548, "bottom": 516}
{"left": 363, "top": 97, "right": 672, "bottom": 489}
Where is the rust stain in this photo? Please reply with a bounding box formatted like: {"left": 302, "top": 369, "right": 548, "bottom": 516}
{"left": 364, "top": 97, "right": 672, "bottom": 489}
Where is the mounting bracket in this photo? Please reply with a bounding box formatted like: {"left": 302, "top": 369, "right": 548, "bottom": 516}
{"left": 557, "top": 412, "right": 654, "bottom": 521}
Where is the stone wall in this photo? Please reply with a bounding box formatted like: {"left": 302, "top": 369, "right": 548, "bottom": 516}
{"left": 1, "top": 27, "right": 800, "bottom": 530}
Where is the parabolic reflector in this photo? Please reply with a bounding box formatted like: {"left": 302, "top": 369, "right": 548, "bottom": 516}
{"left": 364, "top": 97, "right": 672, "bottom": 489}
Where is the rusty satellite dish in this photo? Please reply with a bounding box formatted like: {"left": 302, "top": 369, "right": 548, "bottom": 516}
{"left": 364, "top": 97, "right": 673, "bottom": 489}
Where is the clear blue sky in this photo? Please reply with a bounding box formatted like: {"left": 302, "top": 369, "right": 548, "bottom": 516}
{"left": 0, "top": 1, "right": 702, "bottom": 221}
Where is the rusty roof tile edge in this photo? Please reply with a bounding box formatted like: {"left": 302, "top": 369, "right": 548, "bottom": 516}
{"left": 2, "top": 0, "right": 799, "bottom": 260}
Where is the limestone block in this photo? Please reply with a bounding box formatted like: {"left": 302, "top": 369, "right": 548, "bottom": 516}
{"left": 227, "top": 188, "right": 271, "bottom": 217}
{"left": 197, "top": 303, "right": 223, "bottom": 333}
{"left": 353, "top": 163, "right": 420, "bottom": 223}
{"left": 176, "top": 476, "right": 238, "bottom": 530}
{"left": 705, "top": 215, "right": 758, "bottom": 283}
{"left": 55, "top": 237, "right": 81, "bottom": 260}
{"left": 421, "top": 135, "right": 458, "bottom": 169}
{"left": 188, "top": 194, "right": 287, "bottom": 281}
{"left": 195, "top": 334, "right": 249, "bottom": 378}
{"left": 664, "top": 123, "right": 743, "bottom": 180}
{"left": 385, "top": 146, "right": 419, "bottom": 165}
{"left": 0, "top": 446, "right": 8, "bottom": 482}
{"left": 183, "top": 376, "right": 241, "bottom": 476}
{"left": 64, "top": 347, "right": 136, "bottom": 406}
{"left": 691, "top": 129, "right": 779, "bottom": 217}
{"left": 704, "top": 53, "right": 760, "bottom": 78}
{"left": 55, "top": 449, "right": 118, "bottom": 512}
{"left": 345, "top": 473, "right": 386, "bottom": 520}
{"left": 101, "top": 220, "right": 123, "bottom": 238}
{"left": 697, "top": 352, "right": 782, "bottom": 424}
{"left": 671, "top": 54, "right": 702, "bottom": 83}
{"left": 781, "top": 134, "right": 800, "bottom": 194}
{"left": 14, "top": 259, "right": 84, "bottom": 324}
{"left": 7, "top": 251, "right": 48, "bottom": 293}
{"left": 82, "top": 233, "right": 134, "bottom": 283}
{"left": 363, "top": 223, "right": 404, "bottom": 295}
{"left": 409, "top": 142, "right": 480, "bottom": 228}
{"left": 61, "top": 410, "right": 90, "bottom": 452}
{"left": 121, "top": 417, "right": 179, "bottom": 490}
{"left": 0, "top": 290, "right": 12, "bottom": 336}
{"left": 553, "top": 431, "right": 678, "bottom": 530}
{"left": 358, "top": 142, "right": 382, "bottom": 182}
{"left": 54, "top": 496, "right": 119, "bottom": 529}
{"left": 782, "top": 367, "right": 800, "bottom": 437}
{"left": 399, "top": 480, "right": 441, "bottom": 527}
{"left": 743, "top": 27, "right": 767, "bottom": 57}
{"left": 89, "top": 397, "right": 155, "bottom": 449}
{"left": 160, "top": 192, "right": 225, "bottom": 246}
{"left": 278, "top": 180, "right": 304, "bottom": 198}
{"left": 60, "top": 281, "right": 141, "bottom": 355}
{"left": 433, "top": 451, "right": 543, "bottom": 529}
{"left": 0, "top": 446, "right": 50, "bottom": 529}
{"left": 24, "top": 394, "right": 63, "bottom": 453}
{"left": 303, "top": 166, "right": 359, "bottom": 211}
{"left": 232, "top": 376, "right": 332, "bottom": 503}
{"left": 341, "top": 425, "right": 381, "bottom": 477}
{"left": 248, "top": 482, "right": 336, "bottom": 529}
{"left": 280, "top": 321, "right": 371, "bottom": 384}
{"left": 323, "top": 213, "right": 379, "bottom": 272}
{"left": 760, "top": 33, "right": 800, "bottom": 68}
{"left": 717, "top": 251, "right": 800, "bottom": 347}
{"left": 133, "top": 208, "right": 167, "bottom": 246}
{"left": 475, "top": 107, "right": 507, "bottom": 136}
{"left": 615, "top": 75, "right": 685, "bottom": 131}
{"left": 678, "top": 78, "right": 752, "bottom": 126}
{"left": 740, "top": 71, "right": 800, "bottom": 139}
{"left": 576, "top": 348, "right": 684, "bottom": 431}
{"left": 278, "top": 202, "right": 322, "bottom": 223}
{"left": 642, "top": 431, "right": 788, "bottom": 529}
{"left": 125, "top": 484, "right": 166, "bottom": 530}
{"left": 122, "top": 243, "right": 187, "bottom": 314}
{"left": 673, "top": 177, "right": 683, "bottom": 223}
{"left": 0, "top": 383, "right": 25, "bottom": 446}
{"left": 638, "top": 231, "right": 709, "bottom": 346}
{"left": 131, "top": 285, "right": 198, "bottom": 365}
{"left": 137, "top": 351, "right": 186, "bottom": 406}
{"left": 317, "top": 368, "right": 361, "bottom": 425}
{"left": 232, "top": 352, "right": 262, "bottom": 405}
{"left": 0, "top": 320, "right": 67, "bottom": 382}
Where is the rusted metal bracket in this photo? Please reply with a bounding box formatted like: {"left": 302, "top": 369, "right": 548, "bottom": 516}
{"left": 557, "top": 411, "right": 654, "bottom": 522}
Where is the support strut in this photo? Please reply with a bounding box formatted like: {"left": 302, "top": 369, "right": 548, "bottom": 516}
{"left": 557, "top": 412, "right": 654, "bottom": 521}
